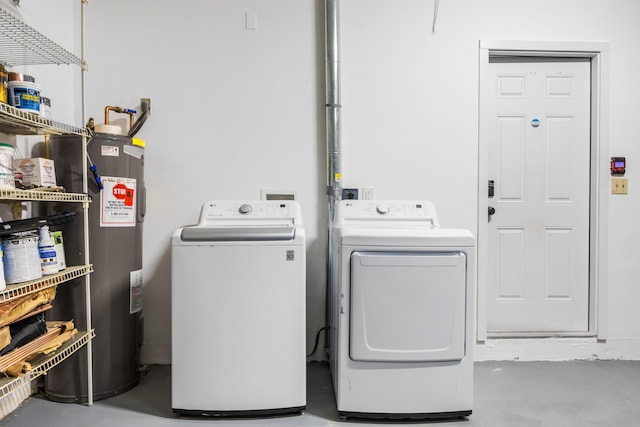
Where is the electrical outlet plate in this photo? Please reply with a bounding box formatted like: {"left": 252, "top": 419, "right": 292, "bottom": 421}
{"left": 342, "top": 188, "right": 359, "bottom": 200}
{"left": 362, "top": 187, "right": 374, "bottom": 200}
{"left": 611, "top": 178, "right": 628, "bottom": 194}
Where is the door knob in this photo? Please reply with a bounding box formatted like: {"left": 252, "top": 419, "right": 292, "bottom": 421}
{"left": 488, "top": 206, "right": 496, "bottom": 216}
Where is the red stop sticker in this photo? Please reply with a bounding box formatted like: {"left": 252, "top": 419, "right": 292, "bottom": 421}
{"left": 113, "top": 183, "right": 135, "bottom": 206}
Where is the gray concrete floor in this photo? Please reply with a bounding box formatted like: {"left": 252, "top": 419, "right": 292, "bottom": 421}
{"left": 2, "top": 360, "right": 640, "bottom": 426}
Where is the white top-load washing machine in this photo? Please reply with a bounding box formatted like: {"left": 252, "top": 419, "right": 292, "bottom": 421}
{"left": 171, "top": 200, "right": 306, "bottom": 417}
{"left": 330, "top": 200, "right": 475, "bottom": 419}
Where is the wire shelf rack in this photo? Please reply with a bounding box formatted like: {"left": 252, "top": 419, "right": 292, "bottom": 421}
{"left": 0, "top": 103, "right": 89, "bottom": 137}
{"left": 0, "top": 330, "right": 95, "bottom": 401}
{"left": 0, "top": 1, "right": 94, "bottom": 412}
{"left": 0, "top": 8, "right": 82, "bottom": 67}
{"left": 0, "top": 187, "right": 90, "bottom": 203}
{"left": 0, "top": 265, "right": 93, "bottom": 304}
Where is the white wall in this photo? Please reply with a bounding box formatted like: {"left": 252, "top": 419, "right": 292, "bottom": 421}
{"left": 84, "top": 0, "right": 325, "bottom": 363}
{"left": 16, "top": 0, "right": 640, "bottom": 362}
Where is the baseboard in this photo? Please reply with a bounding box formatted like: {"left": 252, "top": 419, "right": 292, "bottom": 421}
{"left": 474, "top": 337, "right": 640, "bottom": 361}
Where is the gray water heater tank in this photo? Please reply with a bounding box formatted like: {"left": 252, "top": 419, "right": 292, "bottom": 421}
{"left": 44, "top": 132, "right": 145, "bottom": 402}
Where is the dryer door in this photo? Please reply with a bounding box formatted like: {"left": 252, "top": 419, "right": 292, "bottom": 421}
{"left": 350, "top": 251, "right": 467, "bottom": 362}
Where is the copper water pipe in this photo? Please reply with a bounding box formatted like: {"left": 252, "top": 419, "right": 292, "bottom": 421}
{"left": 104, "top": 105, "right": 135, "bottom": 129}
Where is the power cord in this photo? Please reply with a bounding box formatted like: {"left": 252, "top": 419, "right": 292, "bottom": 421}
{"left": 307, "top": 326, "right": 329, "bottom": 358}
{"left": 432, "top": 0, "right": 440, "bottom": 33}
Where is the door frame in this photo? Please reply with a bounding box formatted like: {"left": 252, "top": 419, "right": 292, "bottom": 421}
{"left": 477, "top": 40, "right": 610, "bottom": 342}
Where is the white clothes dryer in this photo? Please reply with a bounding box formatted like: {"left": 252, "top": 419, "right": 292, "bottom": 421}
{"left": 329, "top": 200, "right": 475, "bottom": 419}
{"left": 171, "top": 200, "right": 306, "bottom": 417}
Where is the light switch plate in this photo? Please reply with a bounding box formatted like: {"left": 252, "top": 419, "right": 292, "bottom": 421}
{"left": 245, "top": 12, "right": 257, "bottom": 30}
{"left": 612, "top": 178, "right": 628, "bottom": 194}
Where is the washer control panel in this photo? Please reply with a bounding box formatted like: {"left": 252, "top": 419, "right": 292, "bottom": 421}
{"left": 197, "top": 200, "right": 302, "bottom": 225}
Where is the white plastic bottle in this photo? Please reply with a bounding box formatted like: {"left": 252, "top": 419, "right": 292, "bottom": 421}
{"left": 38, "top": 225, "right": 58, "bottom": 275}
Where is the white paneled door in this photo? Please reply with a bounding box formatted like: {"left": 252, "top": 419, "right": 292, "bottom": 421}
{"left": 486, "top": 57, "right": 591, "bottom": 335}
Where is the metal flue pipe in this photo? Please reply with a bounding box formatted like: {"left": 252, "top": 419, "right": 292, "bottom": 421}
{"left": 326, "top": 0, "right": 342, "bottom": 220}
{"left": 324, "top": 0, "right": 341, "bottom": 358}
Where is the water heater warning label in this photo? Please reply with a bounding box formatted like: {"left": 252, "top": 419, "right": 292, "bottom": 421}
{"left": 130, "top": 269, "right": 143, "bottom": 314}
{"left": 100, "top": 176, "right": 137, "bottom": 227}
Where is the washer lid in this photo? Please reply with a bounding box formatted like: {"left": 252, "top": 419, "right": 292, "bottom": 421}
{"left": 176, "top": 200, "right": 303, "bottom": 243}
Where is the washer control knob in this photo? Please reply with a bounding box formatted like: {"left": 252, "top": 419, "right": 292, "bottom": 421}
{"left": 238, "top": 204, "right": 252, "bottom": 215}
{"left": 376, "top": 204, "right": 389, "bottom": 215}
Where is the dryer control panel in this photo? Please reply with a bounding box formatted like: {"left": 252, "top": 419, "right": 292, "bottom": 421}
{"left": 335, "top": 200, "right": 440, "bottom": 228}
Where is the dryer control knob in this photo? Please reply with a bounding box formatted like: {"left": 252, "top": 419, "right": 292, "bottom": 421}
{"left": 238, "top": 203, "right": 253, "bottom": 215}
{"left": 376, "top": 204, "right": 389, "bottom": 215}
